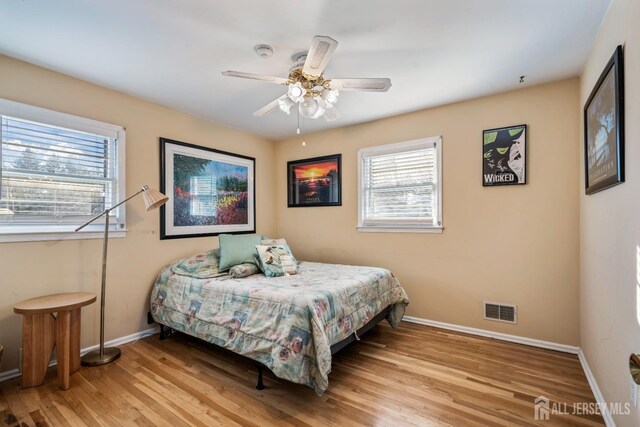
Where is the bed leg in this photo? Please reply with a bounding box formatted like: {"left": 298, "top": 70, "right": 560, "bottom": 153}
{"left": 159, "top": 325, "right": 173, "bottom": 340}
{"left": 159, "top": 325, "right": 176, "bottom": 341}
{"left": 256, "top": 365, "right": 265, "bottom": 390}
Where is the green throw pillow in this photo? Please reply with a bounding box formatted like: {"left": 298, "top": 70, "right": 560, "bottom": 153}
{"left": 218, "top": 234, "right": 263, "bottom": 271}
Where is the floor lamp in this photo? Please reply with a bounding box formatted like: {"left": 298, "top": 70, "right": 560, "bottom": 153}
{"left": 75, "top": 185, "right": 168, "bottom": 366}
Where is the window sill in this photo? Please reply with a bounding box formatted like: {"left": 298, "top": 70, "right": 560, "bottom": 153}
{"left": 0, "top": 229, "right": 127, "bottom": 243}
{"left": 356, "top": 226, "right": 443, "bottom": 234}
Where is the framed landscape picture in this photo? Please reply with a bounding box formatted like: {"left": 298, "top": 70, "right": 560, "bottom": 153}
{"left": 159, "top": 137, "right": 255, "bottom": 239}
{"left": 584, "top": 45, "right": 624, "bottom": 195}
{"left": 482, "top": 124, "right": 527, "bottom": 186}
{"left": 287, "top": 154, "right": 341, "bottom": 207}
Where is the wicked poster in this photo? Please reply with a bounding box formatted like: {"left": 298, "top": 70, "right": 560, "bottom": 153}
{"left": 482, "top": 124, "right": 527, "bottom": 186}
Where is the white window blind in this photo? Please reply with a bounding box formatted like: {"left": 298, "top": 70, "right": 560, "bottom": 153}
{"left": 0, "top": 98, "right": 125, "bottom": 241}
{"left": 358, "top": 137, "right": 442, "bottom": 232}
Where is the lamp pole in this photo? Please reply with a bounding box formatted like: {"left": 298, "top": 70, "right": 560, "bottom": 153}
{"left": 75, "top": 185, "right": 164, "bottom": 366}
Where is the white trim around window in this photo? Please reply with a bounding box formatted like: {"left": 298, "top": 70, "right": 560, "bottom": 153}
{"left": 357, "top": 136, "right": 443, "bottom": 233}
{"left": 0, "top": 98, "right": 126, "bottom": 243}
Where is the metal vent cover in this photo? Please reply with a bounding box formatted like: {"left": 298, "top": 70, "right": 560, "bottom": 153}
{"left": 484, "top": 301, "right": 517, "bottom": 324}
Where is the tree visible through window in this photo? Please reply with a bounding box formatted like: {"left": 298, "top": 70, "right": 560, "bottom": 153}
{"left": 0, "top": 99, "right": 125, "bottom": 240}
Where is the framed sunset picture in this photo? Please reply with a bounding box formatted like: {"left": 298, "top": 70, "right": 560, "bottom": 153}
{"left": 159, "top": 137, "right": 255, "bottom": 239}
{"left": 287, "top": 154, "right": 341, "bottom": 207}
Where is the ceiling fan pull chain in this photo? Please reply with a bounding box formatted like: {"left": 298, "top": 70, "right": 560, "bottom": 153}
{"left": 297, "top": 110, "right": 307, "bottom": 146}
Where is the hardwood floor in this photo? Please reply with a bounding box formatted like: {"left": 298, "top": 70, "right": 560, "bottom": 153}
{"left": 0, "top": 322, "right": 603, "bottom": 426}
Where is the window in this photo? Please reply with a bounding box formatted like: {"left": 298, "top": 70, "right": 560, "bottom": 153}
{"left": 0, "top": 98, "right": 126, "bottom": 242}
{"left": 358, "top": 136, "right": 442, "bottom": 233}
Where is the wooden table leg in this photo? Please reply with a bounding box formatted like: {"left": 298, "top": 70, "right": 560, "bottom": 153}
{"left": 21, "top": 313, "right": 56, "bottom": 388}
{"left": 56, "top": 310, "right": 71, "bottom": 390}
{"left": 70, "top": 308, "right": 81, "bottom": 374}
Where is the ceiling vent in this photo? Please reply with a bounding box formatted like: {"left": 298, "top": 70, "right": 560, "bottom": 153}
{"left": 484, "top": 301, "right": 517, "bottom": 324}
{"left": 254, "top": 44, "right": 274, "bottom": 59}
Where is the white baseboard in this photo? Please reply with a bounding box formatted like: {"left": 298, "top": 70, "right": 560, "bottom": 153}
{"left": 403, "top": 316, "right": 616, "bottom": 425}
{"left": 78, "top": 326, "right": 159, "bottom": 356}
{"left": 578, "top": 349, "right": 615, "bottom": 427}
{"left": 0, "top": 326, "right": 159, "bottom": 383}
{"left": 402, "top": 315, "right": 580, "bottom": 354}
{"left": 0, "top": 368, "right": 20, "bottom": 383}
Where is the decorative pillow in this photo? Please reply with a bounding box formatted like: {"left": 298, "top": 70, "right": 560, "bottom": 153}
{"left": 261, "top": 238, "right": 288, "bottom": 246}
{"left": 255, "top": 245, "right": 299, "bottom": 277}
{"left": 218, "top": 234, "right": 263, "bottom": 271}
{"left": 171, "top": 250, "right": 227, "bottom": 279}
{"left": 229, "top": 263, "right": 261, "bottom": 278}
{"left": 260, "top": 238, "right": 298, "bottom": 264}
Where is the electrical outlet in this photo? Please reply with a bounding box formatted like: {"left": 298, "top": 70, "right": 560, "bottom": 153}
{"left": 631, "top": 379, "right": 638, "bottom": 408}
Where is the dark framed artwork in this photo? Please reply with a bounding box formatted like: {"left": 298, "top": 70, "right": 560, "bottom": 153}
{"left": 159, "top": 137, "right": 255, "bottom": 239}
{"left": 287, "top": 154, "right": 342, "bottom": 207}
{"left": 482, "top": 124, "right": 527, "bottom": 186}
{"left": 584, "top": 45, "right": 624, "bottom": 195}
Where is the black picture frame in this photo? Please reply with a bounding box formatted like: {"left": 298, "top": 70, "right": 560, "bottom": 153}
{"left": 287, "top": 154, "right": 342, "bottom": 207}
{"left": 159, "top": 137, "right": 256, "bottom": 240}
{"left": 584, "top": 45, "right": 625, "bottom": 195}
{"left": 482, "top": 124, "right": 527, "bottom": 186}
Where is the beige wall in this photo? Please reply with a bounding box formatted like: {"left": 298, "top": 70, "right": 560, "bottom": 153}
{"left": 579, "top": 0, "right": 640, "bottom": 425}
{"left": 275, "top": 79, "right": 580, "bottom": 346}
{"left": 0, "top": 55, "right": 276, "bottom": 373}
{"left": 0, "top": 53, "right": 584, "bottom": 379}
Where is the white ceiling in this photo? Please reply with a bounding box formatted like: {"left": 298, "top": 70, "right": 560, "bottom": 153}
{"left": 0, "top": 0, "right": 610, "bottom": 140}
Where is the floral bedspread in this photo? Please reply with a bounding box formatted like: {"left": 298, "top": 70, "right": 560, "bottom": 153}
{"left": 150, "top": 258, "right": 409, "bottom": 394}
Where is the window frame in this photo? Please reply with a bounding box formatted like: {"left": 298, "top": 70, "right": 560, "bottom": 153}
{"left": 357, "top": 136, "right": 443, "bottom": 234}
{"left": 0, "top": 98, "right": 126, "bottom": 243}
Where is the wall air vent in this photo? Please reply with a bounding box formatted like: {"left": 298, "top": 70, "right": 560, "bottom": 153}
{"left": 484, "top": 301, "right": 517, "bottom": 324}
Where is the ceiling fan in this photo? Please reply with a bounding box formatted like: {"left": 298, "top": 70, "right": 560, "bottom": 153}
{"left": 222, "top": 36, "right": 392, "bottom": 122}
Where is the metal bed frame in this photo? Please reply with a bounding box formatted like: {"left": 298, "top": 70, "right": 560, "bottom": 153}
{"left": 153, "top": 305, "right": 392, "bottom": 390}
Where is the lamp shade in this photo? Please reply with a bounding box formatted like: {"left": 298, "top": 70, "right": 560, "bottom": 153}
{"left": 142, "top": 186, "right": 169, "bottom": 211}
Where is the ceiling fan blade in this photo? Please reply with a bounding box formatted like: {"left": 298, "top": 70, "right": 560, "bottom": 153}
{"left": 222, "top": 71, "right": 289, "bottom": 85}
{"left": 323, "top": 106, "right": 340, "bottom": 122}
{"left": 253, "top": 96, "right": 285, "bottom": 117}
{"left": 329, "top": 78, "right": 392, "bottom": 92}
{"left": 302, "top": 36, "right": 338, "bottom": 79}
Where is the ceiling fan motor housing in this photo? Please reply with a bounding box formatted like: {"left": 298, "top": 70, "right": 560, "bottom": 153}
{"left": 222, "top": 35, "right": 390, "bottom": 121}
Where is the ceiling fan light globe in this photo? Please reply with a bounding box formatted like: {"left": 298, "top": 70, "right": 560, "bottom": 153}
{"left": 310, "top": 105, "right": 325, "bottom": 119}
{"left": 278, "top": 97, "right": 294, "bottom": 114}
{"left": 322, "top": 88, "right": 339, "bottom": 105}
{"left": 323, "top": 106, "right": 340, "bottom": 122}
{"left": 315, "top": 96, "right": 328, "bottom": 110}
{"left": 299, "top": 97, "right": 319, "bottom": 118}
{"left": 288, "top": 82, "right": 305, "bottom": 103}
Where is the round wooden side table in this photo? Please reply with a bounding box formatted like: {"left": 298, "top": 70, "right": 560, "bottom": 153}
{"left": 13, "top": 292, "right": 96, "bottom": 390}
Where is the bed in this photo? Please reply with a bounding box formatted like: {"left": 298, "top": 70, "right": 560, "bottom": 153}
{"left": 149, "top": 250, "right": 409, "bottom": 395}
